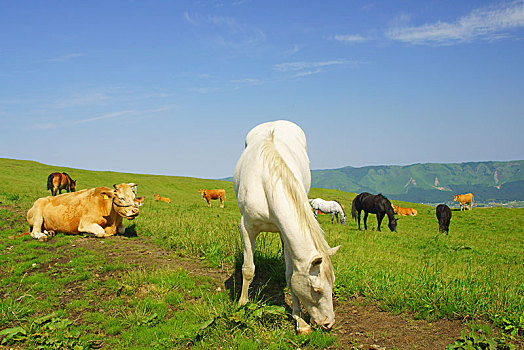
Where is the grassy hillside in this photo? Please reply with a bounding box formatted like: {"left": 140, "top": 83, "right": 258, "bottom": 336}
{"left": 0, "top": 158, "right": 523, "bottom": 349}
{"left": 311, "top": 160, "right": 524, "bottom": 204}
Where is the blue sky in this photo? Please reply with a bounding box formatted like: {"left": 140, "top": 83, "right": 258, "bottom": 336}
{"left": 1, "top": 0, "right": 523, "bottom": 179}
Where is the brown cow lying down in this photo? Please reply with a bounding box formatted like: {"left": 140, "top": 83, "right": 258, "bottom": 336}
{"left": 135, "top": 196, "right": 145, "bottom": 207}
{"left": 392, "top": 204, "right": 418, "bottom": 216}
{"left": 154, "top": 193, "right": 171, "bottom": 203}
{"left": 199, "top": 189, "right": 226, "bottom": 208}
{"left": 27, "top": 183, "right": 139, "bottom": 241}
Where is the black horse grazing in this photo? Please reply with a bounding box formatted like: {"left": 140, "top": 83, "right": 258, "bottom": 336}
{"left": 436, "top": 204, "right": 452, "bottom": 234}
{"left": 351, "top": 192, "right": 398, "bottom": 232}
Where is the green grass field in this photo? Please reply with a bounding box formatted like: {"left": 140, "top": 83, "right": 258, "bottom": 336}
{"left": 0, "top": 158, "right": 523, "bottom": 349}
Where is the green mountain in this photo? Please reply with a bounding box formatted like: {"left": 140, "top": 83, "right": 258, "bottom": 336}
{"left": 311, "top": 160, "right": 524, "bottom": 204}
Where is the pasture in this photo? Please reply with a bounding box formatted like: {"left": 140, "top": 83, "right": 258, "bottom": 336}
{"left": 0, "top": 158, "right": 523, "bottom": 349}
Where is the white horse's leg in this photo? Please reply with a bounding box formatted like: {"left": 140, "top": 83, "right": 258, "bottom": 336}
{"left": 283, "top": 240, "right": 311, "bottom": 334}
{"left": 239, "top": 216, "right": 256, "bottom": 305}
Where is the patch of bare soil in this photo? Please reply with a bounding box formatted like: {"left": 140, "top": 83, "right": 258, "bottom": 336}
{"left": 53, "top": 234, "right": 467, "bottom": 349}
{"left": 332, "top": 297, "right": 465, "bottom": 349}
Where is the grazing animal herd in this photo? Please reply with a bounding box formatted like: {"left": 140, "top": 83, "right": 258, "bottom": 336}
{"left": 15, "top": 119, "right": 478, "bottom": 334}
{"left": 24, "top": 179, "right": 226, "bottom": 241}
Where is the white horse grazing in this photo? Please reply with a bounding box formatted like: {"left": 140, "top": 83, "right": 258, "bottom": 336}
{"left": 234, "top": 120, "right": 340, "bottom": 334}
{"left": 309, "top": 198, "right": 347, "bottom": 225}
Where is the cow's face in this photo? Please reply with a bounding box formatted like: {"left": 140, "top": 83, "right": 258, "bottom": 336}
{"left": 112, "top": 183, "right": 139, "bottom": 219}
{"left": 199, "top": 189, "right": 205, "bottom": 197}
{"left": 453, "top": 195, "right": 458, "bottom": 201}
{"left": 70, "top": 180, "right": 77, "bottom": 192}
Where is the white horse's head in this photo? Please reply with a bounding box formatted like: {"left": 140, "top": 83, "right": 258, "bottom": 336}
{"left": 290, "top": 245, "right": 340, "bottom": 330}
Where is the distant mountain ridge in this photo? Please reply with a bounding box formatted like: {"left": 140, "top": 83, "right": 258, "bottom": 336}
{"left": 311, "top": 160, "right": 524, "bottom": 204}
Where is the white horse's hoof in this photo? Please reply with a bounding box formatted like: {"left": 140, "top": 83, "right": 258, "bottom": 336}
{"left": 297, "top": 325, "right": 312, "bottom": 334}
{"left": 295, "top": 317, "right": 312, "bottom": 334}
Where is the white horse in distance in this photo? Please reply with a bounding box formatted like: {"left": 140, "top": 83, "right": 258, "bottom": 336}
{"left": 309, "top": 198, "right": 347, "bottom": 225}
{"left": 234, "top": 120, "right": 340, "bottom": 334}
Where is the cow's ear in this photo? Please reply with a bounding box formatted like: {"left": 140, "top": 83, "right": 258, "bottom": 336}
{"left": 100, "top": 190, "right": 114, "bottom": 216}
{"left": 100, "top": 190, "right": 115, "bottom": 200}
{"left": 128, "top": 183, "right": 137, "bottom": 194}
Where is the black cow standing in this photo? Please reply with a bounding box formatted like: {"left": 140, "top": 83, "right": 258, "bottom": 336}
{"left": 436, "top": 204, "right": 452, "bottom": 234}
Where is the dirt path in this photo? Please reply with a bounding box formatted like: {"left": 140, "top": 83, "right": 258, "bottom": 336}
{"left": 64, "top": 235, "right": 467, "bottom": 349}
{"left": 333, "top": 298, "right": 465, "bottom": 349}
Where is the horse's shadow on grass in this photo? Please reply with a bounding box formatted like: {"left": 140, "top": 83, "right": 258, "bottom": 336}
{"left": 225, "top": 251, "right": 290, "bottom": 310}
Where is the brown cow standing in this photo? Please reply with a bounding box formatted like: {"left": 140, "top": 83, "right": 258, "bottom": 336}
{"left": 27, "top": 183, "right": 139, "bottom": 241}
{"left": 453, "top": 193, "right": 474, "bottom": 211}
{"left": 199, "top": 189, "right": 226, "bottom": 208}
{"left": 392, "top": 204, "right": 418, "bottom": 216}
{"left": 154, "top": 193, "right": 171, "bottom": 203}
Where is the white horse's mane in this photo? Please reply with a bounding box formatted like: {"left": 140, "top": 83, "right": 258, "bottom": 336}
{"left": 261, "top": 131, "right": 334, "bottom": 283}
{"left": 333, "top": 200, "right": 346, "bottom": 217}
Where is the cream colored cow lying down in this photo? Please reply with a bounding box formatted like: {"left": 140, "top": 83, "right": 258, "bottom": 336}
{"left": 27, "top": 183, "right": 139, "bottom": 241}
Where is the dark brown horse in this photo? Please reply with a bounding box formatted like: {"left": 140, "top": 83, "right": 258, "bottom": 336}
{"left": 351, "top": 192, "right": 398, "bottom": 232}
{"left": 47, "top": 172, "right": 76, "bottom": 196}
{"left": 436, "top": 204, "right": 452, "bottom": 234}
